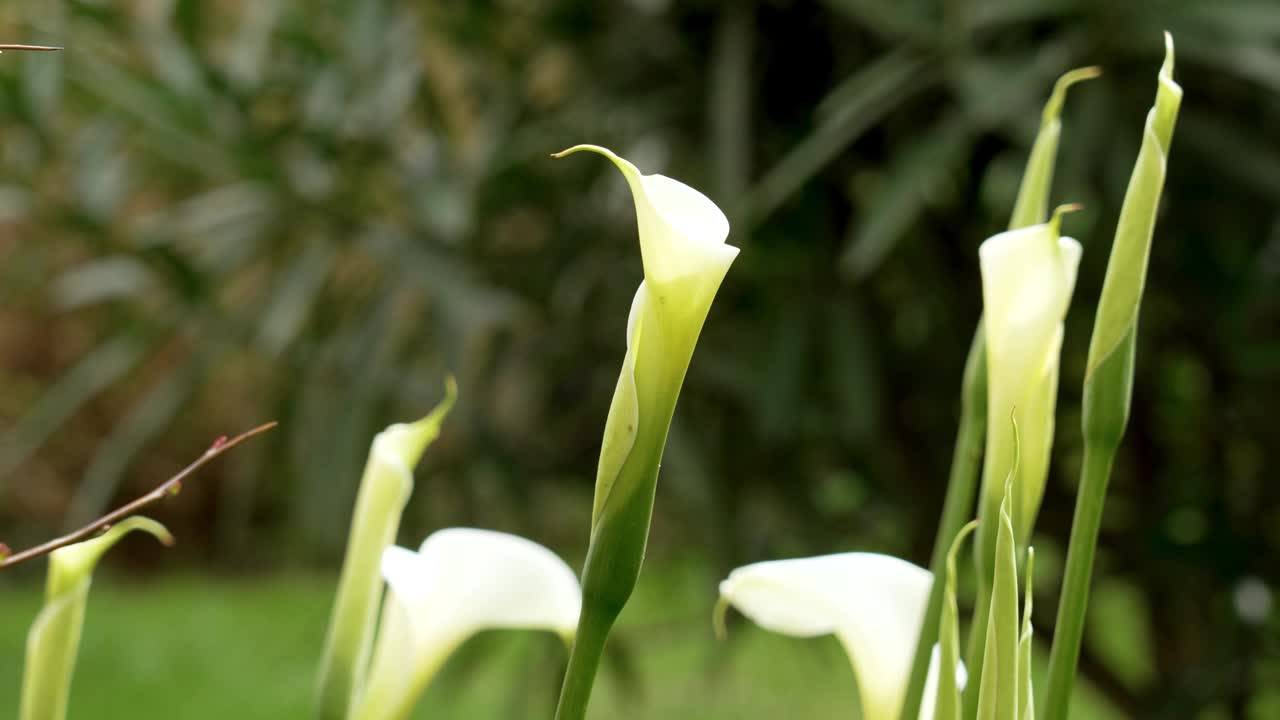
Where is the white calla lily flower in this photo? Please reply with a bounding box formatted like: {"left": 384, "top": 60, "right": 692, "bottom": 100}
{"left": 353, "top": 528, "right": 581, "bottom": 720}
{"left": 978, "top": 214, "right": 1082, "bottom": 547}
{"left": 719, "top": 553, "right": 965, "bottom": 720}
{"left": 554, "top": 144, "right": 738, "bottom": 528}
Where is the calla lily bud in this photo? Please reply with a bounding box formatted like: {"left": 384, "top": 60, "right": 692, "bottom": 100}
{"left": 20, "top": 517, "right": 172, "bottom": 720}
{"left": 315, "top": 379, "right": 457, "bottom": 720}
{"left": 718, "top": 553, "right": 965, "bottom": 720}
{"left": 1084, "top": 32, "right": 1183, "bottom": 441}
{"left": 552, "top": 146, "right": 737, "bottom": 720}
{"left": 977, "top": 208, "right": 1082, "bottom": 555}
{"left": 553, "top": 144, "right": 738, "bottom": 531}
{"left": 352, "top": 528, "right": 581, "bottom": 720}
{"left": 1043, "top": 35, "right": 1182, "bottom": 720}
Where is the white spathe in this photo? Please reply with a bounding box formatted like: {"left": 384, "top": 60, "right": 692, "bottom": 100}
{"left": 554, "top": 145, "right": 738, "bottom": 528}
{"left": 719, "top": 553, "right": 964, "bottom": 720}
{"left": 554, "top": 144, "right": 736, "bottom": 288}
{"left": 353, "top": 528, "right": 581, "bottom": 720}
{"left": 979, "top": 221, "right": 1082, "bottom": 541}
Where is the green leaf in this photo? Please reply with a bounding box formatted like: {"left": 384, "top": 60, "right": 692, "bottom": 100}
{"left": 935, "top": 519, "right": 979, "bottom": 720}
{"left": 1008, "top": 66, "right": 1101, "bottom": 230}
{"left": 976, "top": 422, "right": 1020, "bottom": 720}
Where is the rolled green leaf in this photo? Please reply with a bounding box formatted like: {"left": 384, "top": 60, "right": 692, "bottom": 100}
{"left": 314, "top": 378, "right": 457, "bottom": 720}
{"left": 552, "top": 145, "right": 738, "bottom": 720}
{"left": 935, "top": 520, "right": 979, "bottom": 720}
{"left": 20, "top": 517, "right": 172, "bottom": 720}
{"left": 1043, "top": 34, "right": 1181, "bottom": 720}
{"left": 1008, "top": 67, "right": 1102, "bottom": 231}
{"left": 975, "top": 435, "right": 1020, "bottom": 720}
{"left": 904, "top": 64, "right": 1097, "bottom": 720}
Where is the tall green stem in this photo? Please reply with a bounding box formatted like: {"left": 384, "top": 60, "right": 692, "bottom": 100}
{"left": 1040, "top": 414, "right": 1121, "bottom": 720}
{"left": 897, "top": 325, "right": 987, "bottom": 720}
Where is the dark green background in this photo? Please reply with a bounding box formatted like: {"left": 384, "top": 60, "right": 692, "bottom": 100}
{"left": 0, "top": 1, "right": 1276, "bottom": 717}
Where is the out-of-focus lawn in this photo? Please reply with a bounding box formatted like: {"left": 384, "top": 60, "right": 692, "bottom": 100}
{"left": 0, "top": 562, "right": 1122, "bottom": 719}
{"left": 0, "top": 561, "right": 857, "bottom": 719}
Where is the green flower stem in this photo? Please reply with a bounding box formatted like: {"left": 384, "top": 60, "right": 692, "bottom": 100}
{"left": 898, "top": 324, "right": 987, "bottom": 720}
{"left": 554, "top": 587, "right": 625, "bottom": 720}
{"left": 554, "top": 393, "right": 672, "bottom": 720}
{"left": 1042, "top": 34, "right": 1180, "bottom": 720}
{"left": 1040, "top": 326, "right": 1136, "bottom": 720}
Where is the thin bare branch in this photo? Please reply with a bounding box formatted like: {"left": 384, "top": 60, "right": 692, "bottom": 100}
{"left": 0, "top": 45, "right": 62, "bottom": 52}
{"left": 0, "top": 422, "right": 277, "bottom": 570}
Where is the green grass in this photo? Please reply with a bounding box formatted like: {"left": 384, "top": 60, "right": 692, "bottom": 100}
{"left": 0, "top": 561, "right": 1122, "bottom": 718}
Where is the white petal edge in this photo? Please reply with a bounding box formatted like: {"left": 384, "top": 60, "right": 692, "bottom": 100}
{"left": 720, "top": 553, "right": 934, "bottom": 720}
{"left": 554, "top": 144, "right": 737, "bottom": 286}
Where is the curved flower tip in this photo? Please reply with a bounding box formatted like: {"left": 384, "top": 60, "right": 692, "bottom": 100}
{"left": 375, "top": 377, "right": 457, "bottom": 469}
{"left": 355, "top": 528, "right": 581, "bottom": 719}
{"left": 719, "top": 552, "right": 960, "bottom": 720}
{"left": 50, "top": 516, "right": 172, "bottom": 591}
{"left": 1043, "top": 66, "right": 1102, "bottom": 124}
{"left": 554, "top": 143, "right": 737, "bottom": 287}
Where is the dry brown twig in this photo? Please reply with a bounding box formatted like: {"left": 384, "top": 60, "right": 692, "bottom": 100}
{"left": 0, "top": 45, "right": 62, "bottom": 52}
{"left": 0, "top": 422, "right": 278, "bottom": 570}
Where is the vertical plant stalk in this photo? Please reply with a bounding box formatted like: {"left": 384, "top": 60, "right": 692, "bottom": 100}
{"left": 901, "top": 65, "right": 1099, "bottom": 720}
{"left": 1041, "top": 35, "right": 1180, "bottom": 720}
{"left": 899, "top": 324, "right": 986, "bottom": 720}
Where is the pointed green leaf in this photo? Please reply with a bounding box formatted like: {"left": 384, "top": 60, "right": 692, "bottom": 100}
{"left": 1008, "top": 66, "right": 1101, "bottom": 230}
{"left": 976, "top": 422, "right": 1020, "bottom": 720}
{"left": 935, "top": 520, "right": 979, "bottom": 720}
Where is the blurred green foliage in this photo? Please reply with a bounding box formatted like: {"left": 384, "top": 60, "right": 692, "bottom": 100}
{"left": 0, "top": 0, "right": 1277, "bottom": 716}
